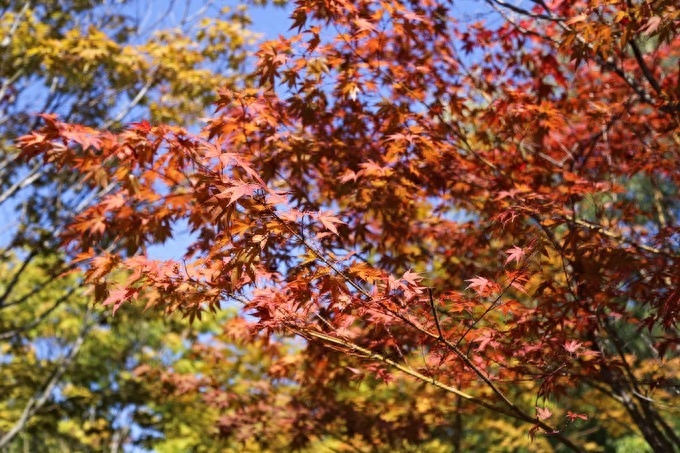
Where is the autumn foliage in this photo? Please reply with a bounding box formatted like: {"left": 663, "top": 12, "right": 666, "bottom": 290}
{"left": 0, "top": 1, "right": 259, "bottom": 450}
{"left": 16, "top": 0, "right": 680, "bottom": 451}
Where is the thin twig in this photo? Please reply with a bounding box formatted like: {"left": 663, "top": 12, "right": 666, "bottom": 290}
{"left": 429, "top": 287, "right": 444, "bottom": 339}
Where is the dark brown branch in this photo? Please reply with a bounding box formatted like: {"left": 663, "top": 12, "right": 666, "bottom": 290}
{"left": 628, "top": 39, "right": 663, "bottom": 95}
{"left": 0, "top": 249, "right": 38, "bottom": 309}
{"left": 429, "top": 287, "right": 444, "bottom": 339}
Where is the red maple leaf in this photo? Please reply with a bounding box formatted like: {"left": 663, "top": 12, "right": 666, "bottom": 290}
{"left": 566, "top": 411, "right": 588, "bottom": 422}
{"left": 465, "top": 276, "right": 492, "bottom": 296}
{"left": 505, "top": 245, "right": 526, "bottom": 265}
{"left": 564, "top": 340, "right": 582, "bottom": 354}
{"left": 536, "top": 406, "right": 553, "bottom": 421}
{"left": 103, "top": 286, "right": 138, "bottom": 314}
{"left": 317, "top": 211, "right": 345, "bottom": 236}
{"left": 401, "top": 269, "right": 423, "bottom": 286}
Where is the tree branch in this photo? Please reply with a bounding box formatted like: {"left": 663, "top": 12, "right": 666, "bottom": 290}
{"left": 294, "top": 326, "right": 584, "bottom": 452}
{"left": 0, "top": 307, "right": 93, "bottom": 448}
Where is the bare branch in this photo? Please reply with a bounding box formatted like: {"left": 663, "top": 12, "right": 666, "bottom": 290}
{"left": 0, "top": 164, "right": 41, "bottom": 206}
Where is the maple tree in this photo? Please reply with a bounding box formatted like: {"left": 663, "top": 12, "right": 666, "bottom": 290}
{"left": 0, "top": 0, "right": 269, "bottom": 449}
{"left": 14, "top": 0, "right": 680, "bottom": 451}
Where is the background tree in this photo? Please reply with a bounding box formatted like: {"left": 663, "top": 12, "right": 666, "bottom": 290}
{"left": 14, "top": 0, "right": 680, "bottom": 451}
{"left": 0, "top": 253, "right": 234, "bottom": 451}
